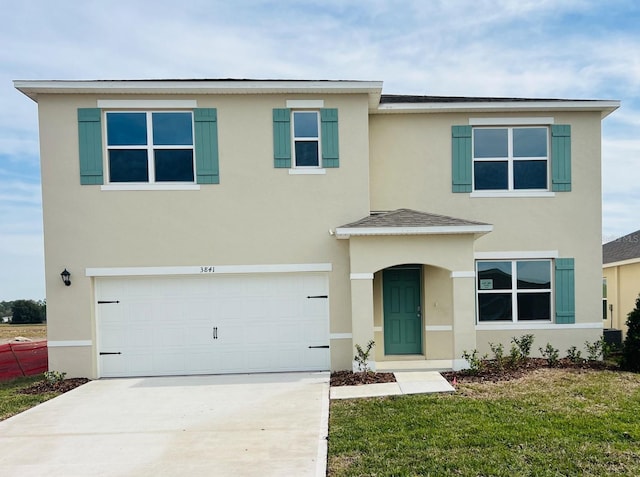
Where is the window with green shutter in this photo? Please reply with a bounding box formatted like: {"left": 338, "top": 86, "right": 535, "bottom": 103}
{"left": 452, "top": 123, "right": 571, "bottom": 193}
{"left": 273, "top": 107, "right": 339, "bottom": 169}
{"left": 77, "top": 107, "right": 219, "bottom": 185}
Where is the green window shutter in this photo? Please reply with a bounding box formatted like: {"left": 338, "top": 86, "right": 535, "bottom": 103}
{"left": 321, "top": 108, "right": 339, "bottom": 168}
{"left": 273, "top": 108, "right": 291, "bottom": 168}
{"left": 452, "top": 125, "right": 472, "bottom": 192}
{"left": 194, "top": 108, "right": 219, "bottom": 184}
{"left": 551, "top": 124, "right": 571, "bottom": 192}
{"left": 555, "top": 258, "right": 575, "bottom": 324}
{"left": 78, "top": 108, "right": 104, "bottom": 185}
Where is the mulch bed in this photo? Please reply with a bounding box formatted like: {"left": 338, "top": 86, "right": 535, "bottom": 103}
{"left": 331, "top": 370, "right": 396, "bottom": 386}
{"left": 330, "top": 358, "right": 618, "bottom": 387}
{"left": 20, "top": 378, "right": 90, "bottom": 395}
{"left": 441, "top": 358, "right": 616, "bottom": 384}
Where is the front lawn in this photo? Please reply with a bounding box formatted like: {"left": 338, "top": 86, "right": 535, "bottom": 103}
{"left": 328, "top": 368, "right": 640, "bottom": 476}
{"left": 0, "top": 375, "right": 60, "bottom": 421}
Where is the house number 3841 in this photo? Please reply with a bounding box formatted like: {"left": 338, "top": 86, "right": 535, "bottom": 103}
{"left": 200, "top": 266, "right": 215, "bottom": 273}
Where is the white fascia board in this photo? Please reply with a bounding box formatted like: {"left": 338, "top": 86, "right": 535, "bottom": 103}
{"left": 603, "top": 257, "right": 640, "bottom": 268}
{"left": 335, "top": 224, "right": 493, "bottom": 239}
{"left": 375, "top": 100, "right": 620, "bottom": 118}
{"left": 86, "top": 263, "right": 332, "bottom": 277}
{"left": 14, "top": 80, "right": 384, "bottom": 104}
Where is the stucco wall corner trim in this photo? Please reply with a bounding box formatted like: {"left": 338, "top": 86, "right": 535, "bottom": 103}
{"left": 350, "top": 273, "right": 374, "bottom": 280}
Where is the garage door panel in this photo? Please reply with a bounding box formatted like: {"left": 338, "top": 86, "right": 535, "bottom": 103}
{"left": 97, "top": 273, "right": 329, "bottom": 377}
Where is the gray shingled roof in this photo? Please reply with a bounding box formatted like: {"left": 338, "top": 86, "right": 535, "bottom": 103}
{"left": 339, "top": 209, "right": 490, "bottom": 228}
{"left": 603, "top": 229, "right": 640, "bottom": 264}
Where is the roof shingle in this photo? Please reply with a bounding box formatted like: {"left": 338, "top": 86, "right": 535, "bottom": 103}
{"left": 603, "top": 229, "right": 640, "bottom": 264}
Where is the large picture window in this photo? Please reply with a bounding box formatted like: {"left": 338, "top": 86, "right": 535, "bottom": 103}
{"left": 477, "top": 260, "right": 552, "bottom": 322}
{"left": 106, "top": 112, "right": 195, "bottom": 183}
{"left": 473, "top": 127, "right": 548, "bottom": 191}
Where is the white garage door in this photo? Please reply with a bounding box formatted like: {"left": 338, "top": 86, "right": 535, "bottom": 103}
{"left": 96, "top": 273, "right": 330, "bottom": 377}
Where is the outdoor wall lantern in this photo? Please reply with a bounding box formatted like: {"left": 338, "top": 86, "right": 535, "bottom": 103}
{"left": 60, "top": 269, "right": 71, "bottom": 287}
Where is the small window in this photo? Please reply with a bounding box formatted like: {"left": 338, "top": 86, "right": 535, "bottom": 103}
{"left": 477, "top": 260, "right": 552, "bottom": 322}
{"left": 106, "top": 112, "right": 195, "bottom": 183}
{"left": 473, "top": 127, "right": 548, "bottom": 191}
{"left": 292, "top": 111, "right": 320, "bottom": 167}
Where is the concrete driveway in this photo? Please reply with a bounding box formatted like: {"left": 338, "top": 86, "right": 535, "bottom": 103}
{"left": 0, "top": 372, "right": 329, "bottom": 477}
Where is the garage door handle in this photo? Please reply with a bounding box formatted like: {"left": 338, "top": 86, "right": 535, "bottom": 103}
{"left": 308, "top": 345, "right": 329, "bottom": 349}
{"left": 99, "top": 352, "right": 122, "bottom": 355}
{"left": 98, "top": 300, "right": 120, "bottom": 304}
{"left": 213, "top": 327, "right": 218, "bottom": 340}
{"left": 307, "top": 295, "right": 328, "bottom": 299}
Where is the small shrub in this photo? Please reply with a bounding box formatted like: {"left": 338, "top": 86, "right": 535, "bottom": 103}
{"left": 44, "top": 370, "right": 66, "bottom": 384}
{"left": 622, "top": 295, "right": 640, "bottom": 372}
{"left": 489, "top": 342, "right": 506, "bottom": 370}
{"left": 566, "top": 346, "right": 583, "bottom": 364}
{"left": 512, "top": 334, "right": 535, "bottom": 359}
{"left": 585, "top": 339, "right": 604, "bottom": 361}
{"left": 539, "top": 343, "right": 559, "bottom": 367}
{"left": 354, "top": 340, "right": 375, "bottom": 377}
{"left": 461, "top": 349, "right": 487, "bottom": 374}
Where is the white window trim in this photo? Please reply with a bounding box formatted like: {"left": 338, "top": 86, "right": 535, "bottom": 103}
{"left": 470, "top": 191, "right": 555, "bottom": 198}
{"left": 477, "top": 322, "right": 603, "bottom": 331}
{"left": 289, "top": 169, "right": 326, "bottom": 175}
{"left": 472, "top": 126, "right": 550, "bottom": 192}
{"left": 101, "top": 184, "right": 201, "bottom": 191}
{"left": 98, "top": 99, "right": 198, "bottom": 109}
{"left": 104, "top": 110, "right": 196, "bottom": 185}
{"left": 475, "top": 251, "right": 559, "bottom": 260}
{"left": 476, "top": 258, "right": 553, "bottom": 324}
{"left": 286, "top": 100, "right": 324, "bottom": 108}
{"left": 469, "top": 117, "right": 555, "bottom": 126}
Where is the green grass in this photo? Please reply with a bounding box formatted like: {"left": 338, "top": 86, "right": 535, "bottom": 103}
{"left": 0, "top": 375, "right": 60, "bottom": 421}
{"left": 328, "top": 369, "right": 640, "bottom": 476}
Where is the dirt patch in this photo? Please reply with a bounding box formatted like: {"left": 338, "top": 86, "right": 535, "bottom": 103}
{"left": 331, "top": 371, "right": 396, "bottom": 386}
{"left": 0, "top": 324, "right": 47, "bottom": 342}
{"left": 20, "top": 378, "right": 90, "bottom": 395}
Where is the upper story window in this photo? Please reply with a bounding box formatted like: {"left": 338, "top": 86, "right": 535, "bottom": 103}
{"left": 477, "top": 259, "right": 552, "bottom": 322}
{"left": 473, "top": 127, "right": 548, "bottom": 191}
{"left": 292, "top": 111, "right": 321, "bottom": 167}
{"left": 106, "top": 112, "right": 195, "bottom": 183}
{"left": 451, "top": 123, "right": 571, "bottom": 195}
{"left": 273, "top": 107, "right": 339, "bottom": 171}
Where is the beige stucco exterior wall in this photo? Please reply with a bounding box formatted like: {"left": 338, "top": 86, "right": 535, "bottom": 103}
{"left": 37, "top": 92, "right": 372, "bottom": 377}
{"left": 603, "top": 261, "right": 640, "bottom": 335}
{"left": 368, "top": 110, "right": 605, "bottom": 357}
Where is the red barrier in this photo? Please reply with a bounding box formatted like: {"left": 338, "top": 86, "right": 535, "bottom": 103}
{"left": 0, "top": 340, "right": 48, "bottom": 381}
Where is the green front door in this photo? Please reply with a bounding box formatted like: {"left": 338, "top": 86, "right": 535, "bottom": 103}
{"left": 383, "top": 267, "right": 422, "bottom": 355}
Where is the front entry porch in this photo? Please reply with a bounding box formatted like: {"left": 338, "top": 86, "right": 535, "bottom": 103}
{"left": 335, "top": 209, "right": 493, "bottom": 371}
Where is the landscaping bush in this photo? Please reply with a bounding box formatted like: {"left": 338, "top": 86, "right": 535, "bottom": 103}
{"left": 621, "top": 294, "right": 640, "bottom": 372}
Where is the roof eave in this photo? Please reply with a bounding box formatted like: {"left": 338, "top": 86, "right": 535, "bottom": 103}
{"left": 603, "top": 257, "right": 640, "bottom": 268}
{"left": 13, "top": 79, "right": 384, "bottom": 107}
{"left": 335, "top": 225, "right": 493, "bottom": 239}
{"left": 375, "top": 100, "right": 620, "bottom": 119}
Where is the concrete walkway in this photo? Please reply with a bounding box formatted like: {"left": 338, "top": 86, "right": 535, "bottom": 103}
{"left": 0, "top": 373, "right": 329, "bottom": 477}
{"left": 330, "top": 371, "right": 455, "bottom": 399}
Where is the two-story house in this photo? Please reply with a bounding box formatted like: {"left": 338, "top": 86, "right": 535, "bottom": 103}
{"left": 14, "top": 79, "right": 618, "bottom": 379}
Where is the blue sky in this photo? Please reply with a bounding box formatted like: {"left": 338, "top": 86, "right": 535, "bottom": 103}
{"left": 1, "top": 0, "right": 639, "bottom": 300}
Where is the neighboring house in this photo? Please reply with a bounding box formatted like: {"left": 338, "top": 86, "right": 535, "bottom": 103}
{"left": 603, "top": 229, "right": 640, "bottom": 335}
{"left": 14, "top": 79, "right": 619, "bottom": 379}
